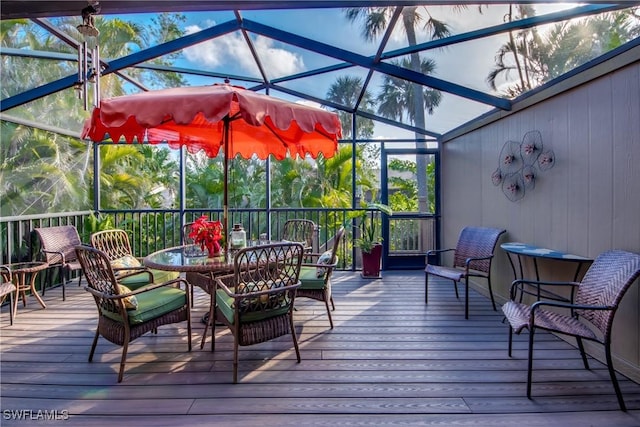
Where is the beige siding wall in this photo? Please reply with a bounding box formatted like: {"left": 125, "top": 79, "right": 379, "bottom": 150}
{"left": 441, "top": 61, "right": 640, "bottom": 379}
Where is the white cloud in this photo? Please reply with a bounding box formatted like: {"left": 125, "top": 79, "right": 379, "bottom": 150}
{"left": 182, "top": 25, "right": 304, "bottom": 78}
{"left": 253, "top": 36, "right": 305, "bottom": 77}
{"left": 296, "top": 99, "right": 321, "bottom": 109}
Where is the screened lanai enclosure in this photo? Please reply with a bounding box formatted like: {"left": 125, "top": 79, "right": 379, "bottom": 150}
{"left": 3, "top": 1, "right": 638, "bottom": 269}
{"left": 1, "top": 0, "right": 640, "bottom": 422}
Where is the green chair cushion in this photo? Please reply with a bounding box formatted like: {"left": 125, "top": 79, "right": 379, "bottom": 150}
{"left": 299, "top": 266, "right": 326, "bottom": 290}
{"left": 119, "top": 269, "right": 179, "bottom": 290}
{"left": 102, "top": 286, "right": 187, "bottom": 325}
{"left": 216, "top": 287, "right": 290, "bottom": 325}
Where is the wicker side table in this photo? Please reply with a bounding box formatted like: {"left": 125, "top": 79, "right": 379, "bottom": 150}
{"left": 4, "top": 261, "right": 48, "bottom": 320}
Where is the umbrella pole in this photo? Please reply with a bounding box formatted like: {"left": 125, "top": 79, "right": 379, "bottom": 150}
{"left": 223, "top": 119, "right": 229, "bottom": 254}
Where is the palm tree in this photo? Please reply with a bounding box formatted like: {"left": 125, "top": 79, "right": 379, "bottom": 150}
{"left": 270, "top": 157, "right": 312, "bottom": 208}
{"left": 185, "top": 152, "right": 225, "bottom": 209}
{"left": 319, "top": 146, "right": 360, "bottom": 208}
{"left": 267, "top": 145, "right": 359, "bottom": 211}
{"left": 95, "top": 145, "right": 147, "bottom": 209}
{"left": 487, "top": 7, "right": 640, "bottom": 97}
{"left": 545, "top": 10, "right": 639, "bottom": 77}
{"left": 344, "top": 6, "right": 449, "bottom": 213}
{"left": 1, "top": 122, "right": 90, "bottom": 216}
{"left": 138, "top": 146, "right": 179, "bottom": 209}
{"left": 377, "top": 57, "right": 442, "bottom": 122}
{"left": 326, "top": 75, "right": 375, "bottom": 139}
{"left": 1, "top": 19, "right": 94, "bottom": 215}
{"left": 486, "top": 5, "right": 542, "bottom": 97}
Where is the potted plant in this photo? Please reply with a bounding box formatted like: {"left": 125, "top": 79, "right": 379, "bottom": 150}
{"left": 188, "top": 215, "right": 224, "bottom": 257}
{"left": 354, "top": 202, "right": 392, "bottom": 278}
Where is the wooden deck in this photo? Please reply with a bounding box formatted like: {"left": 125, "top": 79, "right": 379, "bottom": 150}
{"left": 2, "top": 271, "right": 640, "bottom": 426}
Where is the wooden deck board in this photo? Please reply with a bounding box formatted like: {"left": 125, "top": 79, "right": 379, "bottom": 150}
{"left": 2, "top": 271, "right": 640, "bottom": 426}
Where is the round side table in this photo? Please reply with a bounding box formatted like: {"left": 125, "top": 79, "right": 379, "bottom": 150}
{"left": 4, "top": 261, "right": 48, "bottom": 320}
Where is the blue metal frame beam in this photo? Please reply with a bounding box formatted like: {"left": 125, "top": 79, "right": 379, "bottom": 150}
{"left": 1, "top": 47, "right": 148, "bottom": 92}
{"left": 32, "top": 17, "right": 81, "bottom": 48}
{"left": 114, "top": 72, "right": 149, "bottom": 92}
{"left": 104, "top": 20, "right": 239, "bottom": 76}
{"left": 3, "top": 1, "right": 634, "bottom": 20}
{"left": 32, "top": 17, "right": 149, "bottom": 91}
{"left": 271, "top": 63, "right": 356, "bottom": 83}
{"left": 1, "top": 75, "right": 79, "bottom": 112}
{"left": 2, "top": 3, "right": 632, "bottom": 114}
{"left": 356, "top": 7, "right": 401, "bottom": 111}
{"left": 263, "top": 84, "right": 348, "bottom": 111}
{"left": 0, "top": 47, "right": 75, "bottom": 61}
{"left": 357, "top": 110, "right": 441, "bottom": 138}
{"left": 241, "top": 19, "right": 512, "bottom": 110}
{"left": 132, "top": 63, "right": 262, "bottom": 84}
{"left": 1, "top": 19, "right": 240, "bottom": 112}
{"left": 234, "top": 10, "right": 270, "bottom": 85}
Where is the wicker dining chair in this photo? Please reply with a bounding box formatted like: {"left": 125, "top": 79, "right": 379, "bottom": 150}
{"left": 296, "top": 227, "right": 345, "bottom": 329}
{"left": 0, "top": 266, "right": 16, "bottom": 325}
{"left": 425, "top": 226, "right": 506, "bottom": 319}
{"left": 502, "top": 249, "right": 640, "bottom": 411}
{"left": 212, "top": 242, "right": 304, "bottom": 383}
{"left": 282, "top": 219, "right": 316, "bottom": 252}
{"left": 33, "top": 225, "right": 84, "bottom": 301}
{"left": 91, "top": 229, "right": 178, "bottom": 289}
{"left": 75, "top": 245, "right": 192, "bottom": 382}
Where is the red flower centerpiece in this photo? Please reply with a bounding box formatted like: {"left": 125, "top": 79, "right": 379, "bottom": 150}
{"left": 189, "top": 215, "right": 223, "bottom": 257}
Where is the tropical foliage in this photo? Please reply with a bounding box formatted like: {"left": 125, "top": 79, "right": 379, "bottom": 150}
{"left": 1, "top": 15, "right": 186, "bottom": 216}
{"left": 487, "top": 6, "right": 640, "bottom": 97}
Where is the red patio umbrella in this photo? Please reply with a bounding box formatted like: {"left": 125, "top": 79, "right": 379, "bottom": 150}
{"left": 82, "top": 83, "right": 342, "bottom": 242}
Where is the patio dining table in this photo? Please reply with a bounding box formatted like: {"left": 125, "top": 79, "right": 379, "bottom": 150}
{"left": 143, "top": 245, "right": 235, "bottom": 348}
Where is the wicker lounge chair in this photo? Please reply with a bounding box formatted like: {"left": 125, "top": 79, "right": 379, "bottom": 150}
{"left": 502, "top": 249, "right": 640, "bottom": 411}
{"left": 282, "top": 219, "right": 316, "bottom": 252}
{"left": 425, "top": 226, "right": 506, "bottom": 319}
{"left": 0, "top": 266, "right": 16, "bottom": 325}
{"left": 33, "top": 225, "right": 84, "bottom": 301}
{"left": 91, "top": 229, "right": 178, "bottom": 289}
{"left": 212, "top": 242, "right": 304, "bottom": 383}
{"left": 75, "top": 245, "right": 191, "bottom": 382}
{"left": 296, "top": 227, "right": 345, "bottom": 329}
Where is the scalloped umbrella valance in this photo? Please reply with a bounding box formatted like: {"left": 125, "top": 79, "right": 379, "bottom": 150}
{"left": 81, "top": 83, "right": 343, "bottom": 238}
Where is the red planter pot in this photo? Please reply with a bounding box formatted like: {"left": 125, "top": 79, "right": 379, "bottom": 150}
{"left": 361, "top": 243, "right": 382, "bottom": 279}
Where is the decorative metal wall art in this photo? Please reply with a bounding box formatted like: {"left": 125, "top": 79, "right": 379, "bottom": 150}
{"left": 491, "top": 130, "right": 555, "bottom": 202}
